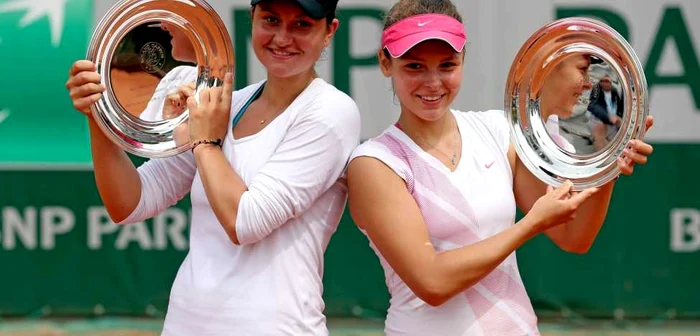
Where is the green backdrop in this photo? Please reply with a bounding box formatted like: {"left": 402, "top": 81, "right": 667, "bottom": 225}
{"left": 0, "top": 0, "right": 698, "bottom": 321}
{"left": 1, "top": 144, "right": 699, "bottom": 318}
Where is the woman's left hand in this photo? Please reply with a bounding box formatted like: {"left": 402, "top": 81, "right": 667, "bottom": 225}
{"left": 187, "top": 72, "right": 233, "bottom": 144}
{"left": 618, "top": 116, "right": 654, "bottom": 175}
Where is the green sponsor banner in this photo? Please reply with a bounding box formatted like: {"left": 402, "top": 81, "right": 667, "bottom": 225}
{"left": 0, "top": 0, "right": 698, "bottom": 321}
{"left": 0, "top": 145, "right": 699, "bottom": 317}
{"left": 0, "top": 168, "right": 188, "bottom": 315}
{"left": 0, "top": 0, "right": 93, "bottom": 165}
{"left": 517, "top": 145, "right": 700, "bottom": 318}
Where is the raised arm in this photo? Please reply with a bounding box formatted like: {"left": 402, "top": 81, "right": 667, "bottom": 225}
{"left": 67, "top": 60, "right": 198, "bottom": 224}
{"left": 118, "top": 151, "right": 198, "bottom": 224}
{"left": 191, "top": 80, "right": 361, "bottom": 245}
{"left": 510, "top": 116, "right": 654, "bottom": 253}
{"left": 66, "top": 60, "right": 144, "bottom": 222}
{"left": 510, "top": 145, "right": 608, "bottom": 254}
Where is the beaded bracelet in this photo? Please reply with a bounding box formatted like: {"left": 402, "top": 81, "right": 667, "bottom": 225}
{"left": 191, "top": 139, "right": 223, "bottom": 152}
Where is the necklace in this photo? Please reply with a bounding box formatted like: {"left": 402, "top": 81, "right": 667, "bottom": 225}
{"left": 416, "top": 131, "right": 459, "bottom": 166}
{"left": 406, "top": 116, "right": 460, "bottom": 166}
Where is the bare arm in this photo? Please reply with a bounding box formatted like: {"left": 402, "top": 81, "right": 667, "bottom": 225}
{"left": 86, "top": 116, "right": 142, "bottom": 222}
{"left": 509, "top": 144, "right": 609, "bottom": 254}
{"left": 508, "top": 121, "right": 654, "bottom": 254}
{"left": 66, "top": 60, "right": 141, "bottom": 222}
{"left": 347, "top": 156, "right": 591, "bottom": 306}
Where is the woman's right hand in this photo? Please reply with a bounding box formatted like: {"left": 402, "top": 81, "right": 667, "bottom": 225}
{"left": 65, "top": 60, "right": 105, "bottom": 115}
{"left": 526, "top": 180, "right": 598, "bottom": 231}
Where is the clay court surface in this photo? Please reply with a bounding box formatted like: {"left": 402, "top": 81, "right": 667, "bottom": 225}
{"left": 1, "top": 318, "right": 699, "bottom": 336}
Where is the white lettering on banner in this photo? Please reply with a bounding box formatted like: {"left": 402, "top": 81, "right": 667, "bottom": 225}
{"left": 1, "top": 206, "right": 190, "bottom": 251}
{"left": 1, "top": 206, "right": 75, "bottom": 250}
{"left": 153, "top": 208, "right": 188, "bottom": 250}
{"left": 40, "top": 207, "right": 74, "bottom": 249}
{"left": 1, "top": 207, "right": 37, "bottom": 250}
{"left": 87, "top": 206, "right": 189, "bottom": 251}
{"left": 87, "top": 206, "right": 119, "bottom": 249}
{"left": 115, "top": 222, "right": 153, "bottom": 250}
{"left": 670, "top": 208, "right": 700, "bottom": 252}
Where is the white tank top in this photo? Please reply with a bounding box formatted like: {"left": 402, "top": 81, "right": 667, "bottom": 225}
{"left": 349, "top": 109, "right": 540, "bottom": 336}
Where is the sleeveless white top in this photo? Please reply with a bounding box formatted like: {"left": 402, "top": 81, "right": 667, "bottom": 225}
{"left": 349, "top": 109, "right": 540, "bottom": 336}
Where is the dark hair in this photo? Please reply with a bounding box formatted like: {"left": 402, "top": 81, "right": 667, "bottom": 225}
{"left": 318, "top": 0, "right": 339, "bottom": 24}
{"left": 383, "top": 0, "right": 462, "bottom": 30}
{"left": 251, "top": 0, "right": 338, "bottom": 25}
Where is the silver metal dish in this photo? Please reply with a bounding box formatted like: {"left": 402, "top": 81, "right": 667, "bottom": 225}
{"left": 86, "top": 0, "right": 233, "bottom": 158}
{"left": 505, "top": 17, "right": 649, "bottom": 190}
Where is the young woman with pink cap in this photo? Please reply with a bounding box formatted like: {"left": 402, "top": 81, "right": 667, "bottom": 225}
{"left": 346, "top": 0, "right": 654, "bottom": 335}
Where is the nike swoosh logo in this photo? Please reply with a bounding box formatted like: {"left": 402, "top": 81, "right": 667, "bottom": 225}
{"left": 485, "top": 160, "right": 495, "bottom": 168}
{"left": 417, "top": 21, "right": 433, "bottom": 27}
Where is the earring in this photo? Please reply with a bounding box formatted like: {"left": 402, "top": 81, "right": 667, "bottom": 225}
{"left": 319, "top": 48, "right": 328, "bottom": 61}
{"left": 389, "top": 83, "right": 399, "bottom": 106}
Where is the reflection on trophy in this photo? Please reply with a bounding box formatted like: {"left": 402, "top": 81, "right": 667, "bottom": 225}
{"left": 538, "top": 54, "right": 594, "bottom": 154}
{"left": 505, "top": 17, "right": 649, "bottom": 190}
{"left": 86, "top": 0, "right": 234, "bottom": 158}
{"left": 537, "top": 54, "right": 628, "bottom": 155}
{"left": 109, "top": 21, "right": 197, "bottom": 120}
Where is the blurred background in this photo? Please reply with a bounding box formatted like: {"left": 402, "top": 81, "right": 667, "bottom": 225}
{"left": 0, "top": 0, "right": 698, "bottom": 335}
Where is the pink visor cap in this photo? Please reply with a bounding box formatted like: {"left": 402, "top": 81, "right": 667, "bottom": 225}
{"left": 381, "top": 14, "right": 467, "bottom": 58}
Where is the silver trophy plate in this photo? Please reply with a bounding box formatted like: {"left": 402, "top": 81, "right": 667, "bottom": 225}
{"left": 86, "top": 0, "right": 234, "bottom": 158}
{"left": 505, "top": 17, "right": 649, "bottom": 190}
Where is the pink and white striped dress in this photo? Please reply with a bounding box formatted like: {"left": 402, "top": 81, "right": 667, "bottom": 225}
{"left": 350, "top": 109, "right": 540, "bottom": 336}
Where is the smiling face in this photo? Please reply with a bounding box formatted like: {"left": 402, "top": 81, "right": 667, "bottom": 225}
{"left": 540, "top": 54, "right": 593, "bottom": 119}
{"left": 251, "top": 0, "right": 338, "bottom": 79}
{"left": 379, "top": 40, "right": 464, "bottom": 122}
